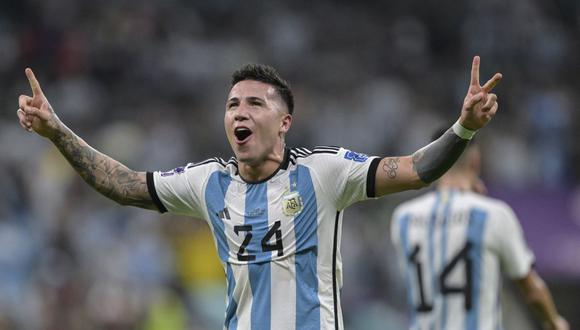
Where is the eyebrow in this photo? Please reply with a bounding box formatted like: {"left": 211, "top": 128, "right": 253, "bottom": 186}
{"left": 227, "top": 96, "right": 265, "bottom": 103}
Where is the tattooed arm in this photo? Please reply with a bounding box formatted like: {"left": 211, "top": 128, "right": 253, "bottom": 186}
{"left": 50, "top": 126, "right": 156, "bottom": 209}
{"left": 17, "top": 68, "right": 157, "bottom": 210}
{"left": 373, "top": 56, "right": 502, "bottom": 197}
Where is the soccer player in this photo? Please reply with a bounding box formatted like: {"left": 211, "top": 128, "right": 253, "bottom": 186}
{"left": 390, "top": 134, "right": 569, "bottom": 330}
{"left": 17, "top": 56, "right": 500, "bottom": 330}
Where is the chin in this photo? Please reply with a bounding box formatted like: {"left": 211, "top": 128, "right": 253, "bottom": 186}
{"left": 232, "top": 147, "right": 255, "bottom": 164}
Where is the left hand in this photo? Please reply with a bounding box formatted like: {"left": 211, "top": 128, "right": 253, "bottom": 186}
{"left": 459, "top": 56, "right": 502, "bottom": 130}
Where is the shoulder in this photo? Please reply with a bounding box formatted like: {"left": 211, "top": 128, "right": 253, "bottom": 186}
{"left": 461, "top": 192, "right": 514, "bottom": 215}
{"left": 457, "top": 192, "right": 519, "bottom": 228}
{"left": 288, "top": 146, "right": 341, "bottom": 165}
{"left": 186, "top": 156, "right": 235, "bottom": 170}
{"left": 158, "top": 157, "right": 236, "bottom": 179}
{"left": 393, "top": 192, "right": 437, "bottom": 218}
{"left": 290, "top": 145, "right": 377, "bottom": 166}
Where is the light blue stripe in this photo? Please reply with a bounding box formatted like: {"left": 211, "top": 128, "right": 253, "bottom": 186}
{"left": 225, "top": 264, "right": 239, "bottom": 330}
{"left": 465, "top": 209, "right": 488, "bottom": 330}
{"left": 291, "top": 165, "right": 320, "bottom": 329}
{"left": 248, "top": 262, "right": 271, "bottom": 330}
{"left": 428, "top": 192, "right": 441, "bottom": 330}
{"left": 204, "top": 171, "right": 236, "bottom": 328}
{"left": 245, "top": 183, "right": 271, "bottom": 330}
{"left": 205, "top": 171, "right": 232, "bottom": 262}
{"left": 399, "top": 214, "right": 416, "bottom": 328}
{"left": 439, "top": 191, "right": 455, "bottom": 330}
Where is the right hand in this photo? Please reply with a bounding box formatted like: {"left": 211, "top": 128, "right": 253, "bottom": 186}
{"left": 17, "top": 68, "right": 62, "bottom": 139}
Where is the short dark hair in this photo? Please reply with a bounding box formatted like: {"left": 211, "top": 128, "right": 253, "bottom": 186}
{"left": 231, "top": 64, "right": 294, "bottom": 115}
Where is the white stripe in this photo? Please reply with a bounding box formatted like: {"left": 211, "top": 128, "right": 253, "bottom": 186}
{"left": 267, "top": 177, "right": 298, "bottom": 328}
{"left": 270, "top": 258, "right": 297, "bottom": 329}
{"left": 317, "top": 207, "right": 341, "bottom": 329}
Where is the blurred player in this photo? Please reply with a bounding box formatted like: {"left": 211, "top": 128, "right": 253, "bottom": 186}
{"left": 390, "top": 132, "right": 569, "bottom": 330}
{"left": 18, "top": 57, "right": 500, "bottom": 330}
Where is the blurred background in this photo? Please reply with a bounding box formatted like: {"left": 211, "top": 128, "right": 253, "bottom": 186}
{"left": 1, "top": 0, "right": 579, "bottom": 329}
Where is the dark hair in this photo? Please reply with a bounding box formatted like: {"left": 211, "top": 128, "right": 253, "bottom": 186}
{"left": 231, "top": 64, "right": 294, "bottom": 115}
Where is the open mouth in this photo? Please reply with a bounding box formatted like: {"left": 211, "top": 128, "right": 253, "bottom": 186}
{"left": 234, "top": 127, "right": 253, "bottom": 142}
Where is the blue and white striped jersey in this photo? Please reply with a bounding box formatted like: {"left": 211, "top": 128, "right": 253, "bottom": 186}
{"left": 391, "top": 189, "right": 535, "bottom": 330}
{"left": 147, "top": 146, "right": 380, "bottom": 330}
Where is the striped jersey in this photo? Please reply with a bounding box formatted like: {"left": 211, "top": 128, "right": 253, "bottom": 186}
{"left": 390, "top": 189, "right": 535, "bottom": 330}
{"left": 147, "top": 146, "right": 380, "bottom": 330}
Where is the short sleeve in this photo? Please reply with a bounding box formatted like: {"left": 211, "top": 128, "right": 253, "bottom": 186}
{"left": 494, "top": 203, "right": 535, "bottom": 279}
{"left": 309, "top": 147, "right": 380, "bottom": 210}
{"left": 147, "top": 163, "right": 213, "bottom": 219}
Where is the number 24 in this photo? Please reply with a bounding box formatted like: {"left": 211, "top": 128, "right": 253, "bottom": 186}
{"left": 234, "top": 221, "right": 284, "bottom": 261}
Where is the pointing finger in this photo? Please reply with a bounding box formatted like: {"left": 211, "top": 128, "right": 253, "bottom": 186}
{"left": 482, "top": 73, "right": 502, "bottom": 93}
{"left": 470, "top": 56, "right": 480, "bottom": 87}
{"left": 25, "top": 68, "right": 44, "bottom": 97}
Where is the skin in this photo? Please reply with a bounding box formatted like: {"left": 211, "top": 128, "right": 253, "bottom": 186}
{"left": 516, "top": 271, "right": 569, "bottom": 330}
{"left": 374, "top": 56, "right": 502, "bottom": 197}
{"left": 17, "top": 69, "right": 156, "bottom": 210}
{"left": 225, "top": 80, "right": 292, "bottom": 182}
{"left": 18, "top": 56, "right": 499, "bottom": 207}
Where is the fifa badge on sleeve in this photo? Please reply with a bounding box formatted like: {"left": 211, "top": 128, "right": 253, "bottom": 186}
{"left": 282, "top": 190, "right": 303, "bottom": 217}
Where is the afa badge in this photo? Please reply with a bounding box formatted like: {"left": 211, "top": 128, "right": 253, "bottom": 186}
{"left": 282, "top": 191, "right": 303, "bottom": 217}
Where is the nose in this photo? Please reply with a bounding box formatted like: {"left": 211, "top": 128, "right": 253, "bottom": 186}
{"left": 234, "top": 104, "right": 249, "bottom": 121}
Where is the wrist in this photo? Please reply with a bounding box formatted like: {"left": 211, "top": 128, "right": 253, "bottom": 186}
{"left": 452, "top": 120, "right": 477, "bottom": 140}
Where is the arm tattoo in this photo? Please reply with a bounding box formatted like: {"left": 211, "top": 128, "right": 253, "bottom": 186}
{"left": 50, "top": 127, "right": 157, "bottom": 210}
{"left": 412, "top": 129, "right": 469, "bottom": 184}
{"left": 382, "top": 157, "right": 400, "bottom": 179}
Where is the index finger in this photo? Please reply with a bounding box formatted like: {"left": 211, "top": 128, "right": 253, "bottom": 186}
{"left": 470, "top": 56, "right": 480, "bottom": 87}
{"left": 25, "top": 68, "right": 44, "bottom": 96}
{"left": 482, "top": 73, "right": 502, "bottom": 92}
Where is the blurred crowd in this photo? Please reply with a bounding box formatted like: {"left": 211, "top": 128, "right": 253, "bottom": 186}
{"left": 0, "top": 0, "right": 579, "bottom": 329}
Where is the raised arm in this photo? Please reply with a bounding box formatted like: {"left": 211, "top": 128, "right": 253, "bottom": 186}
{"left": 374, "top": 56, "right": 502, "bottom": 197}
{"left": 516, "top": 270, "right": 569, "bottom": 330}
{"left": 16, "top": 68, "right": 157, "bottom": 210}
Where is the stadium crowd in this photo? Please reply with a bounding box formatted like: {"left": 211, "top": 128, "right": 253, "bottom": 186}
{"left": 0, "top": 0, "right": 579, "bottom": 328}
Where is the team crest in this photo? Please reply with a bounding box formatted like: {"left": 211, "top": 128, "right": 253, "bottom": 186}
{"left": 282, "top": 191, "right": 303, "bottom": 217}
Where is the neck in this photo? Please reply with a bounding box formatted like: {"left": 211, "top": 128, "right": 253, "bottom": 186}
{"left": 437, "top": 171, "right": 474, "bottom": 192}
{"left": 238, "top": 144, "right": 286, "bottom": 183}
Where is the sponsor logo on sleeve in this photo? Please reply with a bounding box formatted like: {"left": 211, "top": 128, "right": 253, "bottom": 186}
{"left": 160, "top": 166, "right": 185, "bottom": 177}
{"left": 344, "top": 150, "right": 369, "bottom": 162}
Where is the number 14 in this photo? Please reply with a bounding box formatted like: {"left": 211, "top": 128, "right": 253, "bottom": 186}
{"left": 408, "top": 242, "right": 473, "bottom": 312}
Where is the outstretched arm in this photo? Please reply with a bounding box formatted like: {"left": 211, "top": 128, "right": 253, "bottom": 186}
{"left": 16, "top": 68, "right": 157, "bottom": 210}
{"left": 516, "top": 270, "right": 569, "bottom": 330}
{"left": 374, "top": 56, "right": 502, "bottom": 197}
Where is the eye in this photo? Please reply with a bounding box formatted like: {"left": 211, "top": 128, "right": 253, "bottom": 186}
{"left": 227, "top": 101, "right": 238, "bottom": 110}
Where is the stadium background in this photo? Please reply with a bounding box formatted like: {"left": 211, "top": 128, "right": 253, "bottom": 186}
{"left": 1, "top": 0, "right": 579, "bottom": 328}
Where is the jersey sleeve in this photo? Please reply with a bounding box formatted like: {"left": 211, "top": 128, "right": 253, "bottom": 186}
{"left": 147, "top": 163, "right": 211, "bottom": 219}
{"left": 493, "top": 202, "right": 535, "bottom": 279}
{"left": 310, "top": 147, "right": 380, "bottom": 210}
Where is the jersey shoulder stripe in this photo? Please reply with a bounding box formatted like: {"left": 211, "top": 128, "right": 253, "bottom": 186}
{"left": 185, "top": 157, "right": 230, "bottom": 169}
{"left": 289, "top": 146, "right": 341, "bottom": 164}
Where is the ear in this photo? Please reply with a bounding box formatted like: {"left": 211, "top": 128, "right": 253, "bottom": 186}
{"left": 280, "top": 113, "right": 292, "bottom": 134}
